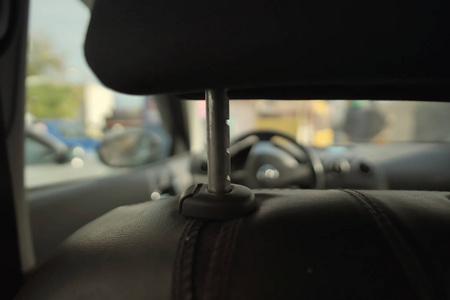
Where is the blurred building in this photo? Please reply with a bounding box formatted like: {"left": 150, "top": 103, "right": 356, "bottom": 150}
{"left": 83, "top": 83, "right": 115, "bottom": 138}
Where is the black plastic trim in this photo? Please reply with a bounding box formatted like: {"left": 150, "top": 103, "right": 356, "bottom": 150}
{"left": 179, "top": 184, "right": 257, "bottom": 220}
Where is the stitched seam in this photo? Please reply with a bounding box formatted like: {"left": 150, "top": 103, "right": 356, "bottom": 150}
{"left": 204, "top": 218, "right": 243, "bottom": 300}
{"left": 221, "top": 219, "right": 243, "bottom": 300}
{"left": 203, "top": 222, "right": 231, "bottom": 300}
{"left": 343, "top": 189, "right": 433, "bottom": 300}
{"left": 352, "top": 190, "right": 443, "bottom": 299}
{"left": 216, "top": 219, "right": 242, "bottom": 300}
{"left": 172, "top": 219, "right": 204, "bottom": 300}
{"left": 182, "top": 220, "right": 204, "bottom": 300}
{"left": 173, "top": 219, "right": 194, "bottom": 300}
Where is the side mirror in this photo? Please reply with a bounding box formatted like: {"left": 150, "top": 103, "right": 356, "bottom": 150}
{"left": 98, "top": 129, "right": 161, "bottom": 167}
{"left": 25, "top": 129, "right": 72, "bottom": 165}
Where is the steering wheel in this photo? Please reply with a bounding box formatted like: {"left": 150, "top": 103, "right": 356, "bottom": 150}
{"left": 229, "top": 131, "right": 325, "bottom": 189}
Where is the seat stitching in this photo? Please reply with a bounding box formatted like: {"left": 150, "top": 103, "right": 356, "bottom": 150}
{"left": 172, "top": 219, "right": 193, "bottom": 300}
{"left": 220, "top": 219, "right": 243, "bottom": 300}
{"left": 172, "top": 218, "right": 204, "bottom": 300}
{"left": 342, "top": 189, "right": 434, "bottom": 300}
{"left": 203, "top": 220, "right": 234, "bottom": 300}
{"left": 203, "top": 218, "right": 243, "bottom": 300}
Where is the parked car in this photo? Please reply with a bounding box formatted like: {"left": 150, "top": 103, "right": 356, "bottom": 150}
{"left": 43, "top": 120, "right": 100, "bottom": 152}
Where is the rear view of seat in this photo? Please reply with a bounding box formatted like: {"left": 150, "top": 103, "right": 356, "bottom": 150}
{"left": 18, "top": 189, "right": 450, "bottom": 299}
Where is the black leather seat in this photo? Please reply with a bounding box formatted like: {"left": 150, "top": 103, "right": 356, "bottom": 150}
{"left": 17, "top": 189, "right": 450, "bottom": 299}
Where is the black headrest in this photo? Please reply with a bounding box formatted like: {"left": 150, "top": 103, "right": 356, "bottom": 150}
{"left": 85, "top": 0, "right": 450, "bottom": 99}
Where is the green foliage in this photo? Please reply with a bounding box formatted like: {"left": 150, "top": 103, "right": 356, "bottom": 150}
{"left": 27, "top": 36, "right": 65, "bottom": 77}
{"left": 26, "top": 83, "right": 83, "bottom": 119}
{"left": 26, "top": 35, "right": 83, "bottom": 119}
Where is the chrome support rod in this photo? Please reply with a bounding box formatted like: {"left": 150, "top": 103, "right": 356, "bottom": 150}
{"left": 206, "top": 89, "right": 231, "bottom": 194}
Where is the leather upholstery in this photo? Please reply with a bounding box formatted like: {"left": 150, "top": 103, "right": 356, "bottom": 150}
{"left": 18, "top": 190, "right": 450, "bottom": 299}
{"left": 17, "top": 199, "right": 189, "bottom": 300}
{"left": 227, "top": 190, "right": 450, "bottom": 300}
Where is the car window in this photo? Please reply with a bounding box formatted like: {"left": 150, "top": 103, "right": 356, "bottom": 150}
{"left": 188, "top": 100, "right": 450, "bottom": 149}
{"left": 25, "top": 137, "right": 55, "bottom": 165}
{"left": 25, "top": 0, "right": 171, "bottom": 189}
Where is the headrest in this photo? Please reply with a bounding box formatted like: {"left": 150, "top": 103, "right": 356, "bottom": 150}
{"left": 85, "top": 0, "right": 450, "bottom": 99}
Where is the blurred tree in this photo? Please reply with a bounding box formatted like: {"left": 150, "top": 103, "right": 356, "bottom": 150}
{"left": 26, "top": 36, "right": 82, "bottom": 119}
{"left": 26, "top": 83, "right": 82, "bottom": 119}
{"left": 27, "top": 36, "right": 65, "bottom": 77}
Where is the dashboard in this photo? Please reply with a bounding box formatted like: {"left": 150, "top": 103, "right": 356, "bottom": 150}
{"left": 191, "top": 143, "right": 450, "bottom": 191}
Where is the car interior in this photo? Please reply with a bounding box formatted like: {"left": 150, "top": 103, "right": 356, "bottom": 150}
{"left": 2, "top": 0, "right": 450, "bottom": 299}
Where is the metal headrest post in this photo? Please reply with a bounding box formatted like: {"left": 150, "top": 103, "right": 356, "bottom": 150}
{"left": 179, "top": 89, "right": 257, "bottom": 220}
{"left": 206, "top": 89, "right": 231, "bottom": 194}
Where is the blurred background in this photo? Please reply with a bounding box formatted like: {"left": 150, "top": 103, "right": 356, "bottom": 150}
{"left": 25, "top": 0, "right": 450, "bottom": 189}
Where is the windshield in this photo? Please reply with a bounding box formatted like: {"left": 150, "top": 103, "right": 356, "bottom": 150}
{"left": 188, "top": 100, "right": 450, "bottom": 149}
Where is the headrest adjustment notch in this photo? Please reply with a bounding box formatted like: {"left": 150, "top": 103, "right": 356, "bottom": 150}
{"left": 179, "top": 89, "right": 257, "bottom": 220}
